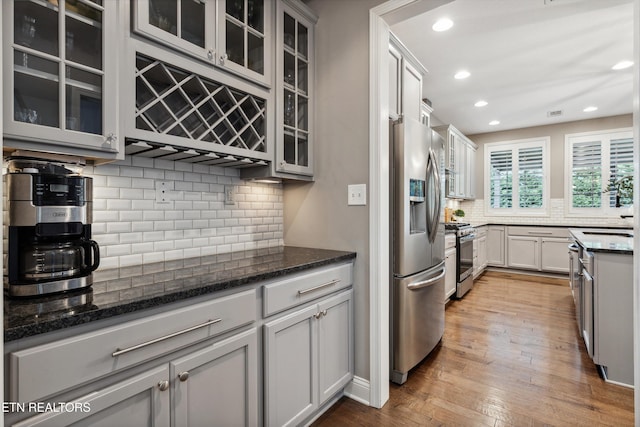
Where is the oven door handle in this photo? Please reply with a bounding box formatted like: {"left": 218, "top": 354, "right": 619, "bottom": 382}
{"left": 407, "top": 267, "right": 446, "bottom": 290}
{"left": 459, "top": 234, "right": 476, "bottom": 243}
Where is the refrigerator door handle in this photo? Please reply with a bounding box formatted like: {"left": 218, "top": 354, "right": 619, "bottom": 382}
{"left": 406, "top": 266, "right": 446, "bottom": 290}
{"left": 426, "top": 149, "right": 441, "bottom": 243}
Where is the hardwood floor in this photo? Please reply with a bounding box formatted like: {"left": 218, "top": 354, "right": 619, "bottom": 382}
{"left": 313, "top": 271, "right": 634, "bottom": 426}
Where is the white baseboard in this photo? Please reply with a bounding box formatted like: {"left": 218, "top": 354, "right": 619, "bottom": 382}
{"left": 343, "top": 375, "right": 371, "bottom": 406}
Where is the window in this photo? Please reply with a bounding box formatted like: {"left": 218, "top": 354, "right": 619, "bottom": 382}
{"left": 566, "top": 128, "right": 633, "bottom": 215}
{"left": 485, "top": 137, "right": 549, "bottom": 215}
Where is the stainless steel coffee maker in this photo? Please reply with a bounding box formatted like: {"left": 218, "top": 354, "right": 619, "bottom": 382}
{"left": 5, "top": 156, "right": 100, "bottom": 297}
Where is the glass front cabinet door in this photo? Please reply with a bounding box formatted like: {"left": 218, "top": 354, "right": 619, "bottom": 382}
{"left": 3, "top": 0, "right": 119, "bottom": 158}
{"left": 277, "top": 0, "right": 316, "bottom": 176}
{"left": 134, "top": 0, "right": 271, "bottom": 87}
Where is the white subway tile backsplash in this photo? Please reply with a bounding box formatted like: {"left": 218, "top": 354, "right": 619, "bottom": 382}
{"left": 2, "top": 155, "right": 283, "bottom": 270}
{"left": 460, "top": 198, "right": 633, "bottom": 228}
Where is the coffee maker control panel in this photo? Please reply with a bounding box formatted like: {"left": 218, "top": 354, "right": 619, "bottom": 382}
{"left": 33, "top": 176, "right": 87, "bottom": 206}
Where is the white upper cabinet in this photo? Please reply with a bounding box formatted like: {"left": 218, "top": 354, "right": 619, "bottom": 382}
{"left": 133, "top": 0, "right": 272, "bottom": 87}
{"left": 388, "top": 32, "right": 427, "bottom": 124}
{"left": 218, "top": 0, "right": 272, "bottom": 87}
{"left": 3, "top": 0, "right": 121, "bottom": 159}
{"left": 434, "top": 124, "right": 477, "bottom": 199}
{"left": 275, "top": 0, "right": 315, "bottom": 176}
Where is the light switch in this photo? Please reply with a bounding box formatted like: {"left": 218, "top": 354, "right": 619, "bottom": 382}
{"left": 348, "top": 184, "right": 366, "bottom": 206}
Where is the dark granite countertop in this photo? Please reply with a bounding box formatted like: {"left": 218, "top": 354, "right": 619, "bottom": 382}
{"left": 471, "top": 222, "right": 633, "bottom": 229}
{"left": 569, "top": 228, "right": 633, "bottom": 254}
{"left": 4, "top": 246, "right": 356, "bottom": 342}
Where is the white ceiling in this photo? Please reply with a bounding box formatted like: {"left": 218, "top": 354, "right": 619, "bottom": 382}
{"left": 390, "top": 0, "right": 635, "bottom": 136}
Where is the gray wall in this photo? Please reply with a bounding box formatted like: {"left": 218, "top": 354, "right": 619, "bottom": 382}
{"left": 469, "top": 114, "right": 633, "bottom": 199}
{"left": 284, "top": 0, "right": 383, "bottom": 380}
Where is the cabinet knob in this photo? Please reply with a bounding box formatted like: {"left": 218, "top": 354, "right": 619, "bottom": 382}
{"left": 322, "top": 309, "right": 328, "bottom": 317}
{"left": 178, "top": 371, "right": 189, "bottom": 382}
{"left": 157, "top": 380, "right": 170, "bottom": 391}
{"left": 207, "top": 49, "right": 215, "bottom": 61}
{"left": 220, "top": 53, "right": 228, "bottom": 65}
{"left": 314, "top": 312, "right": 322, "bottom": 319}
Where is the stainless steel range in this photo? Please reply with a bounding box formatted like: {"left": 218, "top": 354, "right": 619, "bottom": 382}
{"left": 444, "top": 223, "right": 475, "bottom": 298}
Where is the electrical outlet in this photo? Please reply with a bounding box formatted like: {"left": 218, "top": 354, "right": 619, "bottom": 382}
{"left": 348, "top": 184, "right": 366, "bottom": 206}
{"left": 156, "top": 181, "right": 171, "bottom": 203}
{"left": 224, "top": 185, "right": 236, "bottom": 205}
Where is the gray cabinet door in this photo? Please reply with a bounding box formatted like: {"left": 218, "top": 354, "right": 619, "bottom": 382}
{"left": 507, "top": 236, "right": 540, "bottom": 270}
{"left": 487, "top": 226, "right": 506, "bottom": 266}
{"left": 171, "top": 329, "right": 258, "bottom": 427}
{"left": 12, "top": 366, "right": 170, "bottom": 427}
{"left": 540, "top": 237, "right": 571, "bottom": 273}
{"left": 264, "top": 305, "right": 318, "bottom": 427}
{"left": 318, "top": 290, "right": 353, "bottom": 403}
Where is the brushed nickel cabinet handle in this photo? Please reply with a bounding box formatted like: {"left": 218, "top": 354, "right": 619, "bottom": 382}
{"left": 297, "top": 279, "right": 340, "bottom": 296}
{"left": 178, "top": 371, "right": 189, "bottom": 382}
{"left": 112, "top": 318, "right": 222, "bottom": 357}
{"left": 158, "top": 380, "right": 169, "bottom": 391}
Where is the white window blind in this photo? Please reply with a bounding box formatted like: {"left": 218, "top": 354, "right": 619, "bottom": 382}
{"left": 518, "top": 146, "right": 543, "bottom": 208}
{"left": 489, "top": 149, "right": 512, "bottom": 208}
{"left": 609, "top": 137, "right": 634, "bottom": 207}
{"left": 566, "top": 128, "right": 633, "bottom": 215}
{"left": 571, "top": 141, "right": 602, "bottom": 208}
{"left": 485, "top": 137, "right": 549, "bottom": 215}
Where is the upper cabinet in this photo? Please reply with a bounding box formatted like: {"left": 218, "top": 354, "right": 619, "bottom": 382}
{"left": 3, "top": 0, "right": 121, "bottom": 160}
{"left": 241, "top": 0, "right": 317, "bottom": 181}
{"left": 133, "top": 0, "right": 272, "bottom": 87}
{"left": 388, "top": 32, "right": 427, "bottom": 124}
{"left": 274, "top": 0, "right": 315, "bottom": 176}
{"left": 434, "top": 124, "right": 477, "bottom": 199}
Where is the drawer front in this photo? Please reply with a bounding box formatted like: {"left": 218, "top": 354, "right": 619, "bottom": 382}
{"left": 475, "top": 226, "right": 488, "bottom": 238}
{"left": 263, "top": 263, "right": 353, "bottom": 317}
{"left": 10, "top": 289, "right": 256, "bottom": 403}
{"left": 445, "top": 234, "right": 456, "bottom": 249}
{"left": 507, "top": 226, "right": 569, "bottom": 238}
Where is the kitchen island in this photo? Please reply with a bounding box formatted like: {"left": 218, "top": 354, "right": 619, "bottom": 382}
{"left": 569, "top": 228, "right": 633, "bottom": 387}
{"left": 4, "top": 246, "right": 356, "bottom": 427}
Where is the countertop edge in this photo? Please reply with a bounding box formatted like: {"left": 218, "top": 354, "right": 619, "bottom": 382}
{"left": 569, "top": 228, "right": 633, "bottom": 255}
{"left": 5, "top": 249, "right": 356, "bottom": 342}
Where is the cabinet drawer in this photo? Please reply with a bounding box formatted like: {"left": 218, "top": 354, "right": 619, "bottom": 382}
{"left": 445, "top": 234, "right": 456, "bottom": 249}
{"left": 263, "top": 263, "right": 353, "bottom": 317}
{"left": 10, "top": 289, "right": 256, "bottom": 403}
{"left": 476, "top": 226, "right": 488, "bottom": 238}
{"left": 507, "top": 226, "right": 569, "bottom": 238}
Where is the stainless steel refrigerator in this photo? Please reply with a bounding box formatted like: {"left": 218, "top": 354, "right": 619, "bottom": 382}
{"left": 390, "top": 117, "right": 445, "bottom": 385}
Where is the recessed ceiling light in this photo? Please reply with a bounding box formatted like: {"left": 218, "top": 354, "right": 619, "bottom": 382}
{"left": 474, "top": 100, "right": 488, "bottom": 107}
{"left": 612, "top": 61, "right": 634, "bottom": 70}
{"left": 432, "top": 18, "right": 453, "bottom": 32}
{"left": 583, "top": 106, "right": 598, "bottom": 112}
{"left": 489, "top": 120, "right": 500, "bottom": 126}
{"left": 454, "top": 70, "right": 470, "bottom": 80}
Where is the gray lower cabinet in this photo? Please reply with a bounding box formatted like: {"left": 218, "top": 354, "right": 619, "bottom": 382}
{"left": 264, "top": 289, "right": 353, "bottom": 427}
{"left": 486, "top": 226, "right": 506, "bottom": 266}
{"left": 171, "top": 329, "right": 258, "bottom": 427}
{"left": 13, "top": 366, "right": 171, "bottom": 427}
{"left": 507, "top": 235, "right": 540, "bottom": 270}
{"left": 506, "top": 227, "right": 571, "bottom": 273}
{"left": 6, "top": 289, "right": 257, "bottom": 427}
{"left": 12, "top": 330, "right": 258, "bottom": 427}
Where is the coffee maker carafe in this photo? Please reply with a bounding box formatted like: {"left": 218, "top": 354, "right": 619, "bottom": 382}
{"left": 5, "top": 156, "right": 100, "bottom": 297}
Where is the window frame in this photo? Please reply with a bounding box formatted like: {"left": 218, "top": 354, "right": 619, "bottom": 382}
{"left": 484, "top": 137, "right": 550, "bottom": 216}
{"left": 564, "top": 127, "right": 634, "bottom": 217}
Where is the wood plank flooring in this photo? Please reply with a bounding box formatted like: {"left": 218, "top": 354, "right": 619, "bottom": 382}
{"left": 313, "top": 271, "right": 634, "bottom": 426}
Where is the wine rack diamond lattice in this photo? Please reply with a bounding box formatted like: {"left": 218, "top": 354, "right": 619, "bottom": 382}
{"left": 135, "top": 54, "right": 267, "bottom": 156}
